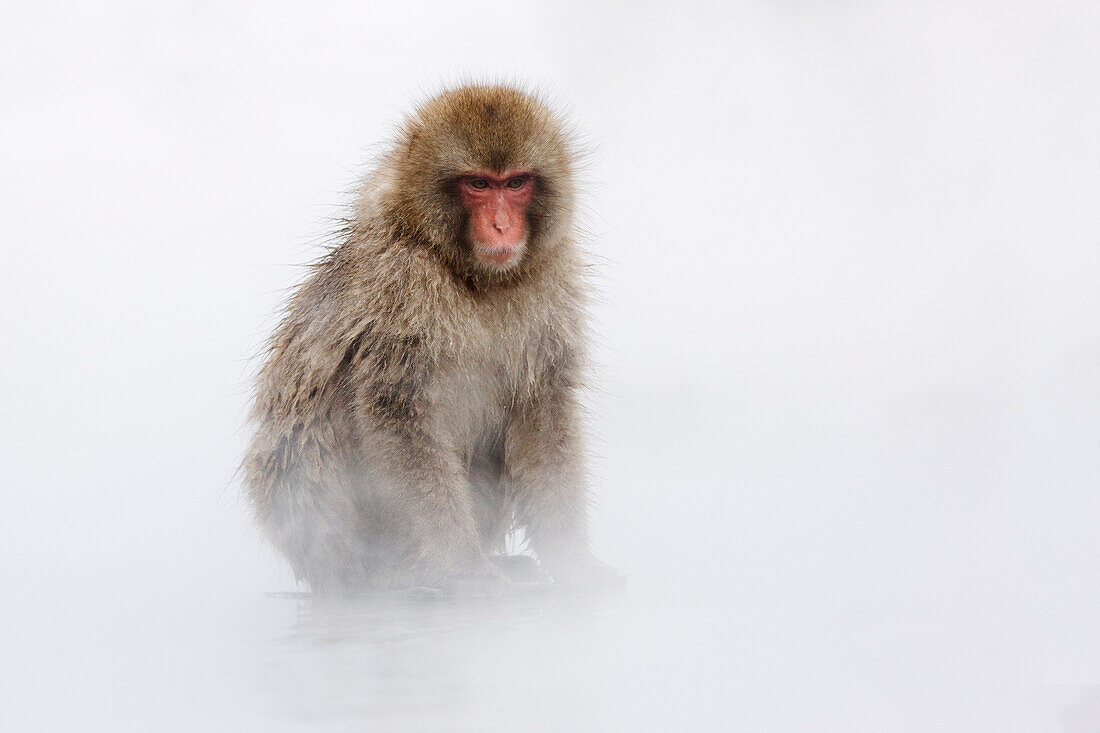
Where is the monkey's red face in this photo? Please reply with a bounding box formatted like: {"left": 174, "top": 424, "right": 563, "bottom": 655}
{"left": 459, "top": 171, "right": 534, "bottom": 270}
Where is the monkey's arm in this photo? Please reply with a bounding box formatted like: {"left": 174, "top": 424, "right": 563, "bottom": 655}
{"left": 350, "top": 335, "right": 508, "bottom": 592}
{"left": 505, "top": 383, "right": 618, "bottom": 588}
{"left": 373, "top": 430, "right": 499, "bottom": 585}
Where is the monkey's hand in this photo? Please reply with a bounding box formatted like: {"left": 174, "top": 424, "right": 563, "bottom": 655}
{"left": 434, "top": 561, "right": 517, "bottom": 599}
{"left": 489, "top": 554, "right": 550, "bottom": 585}
{"left": 542, "top": 554, "right": 625, "bottom": 592}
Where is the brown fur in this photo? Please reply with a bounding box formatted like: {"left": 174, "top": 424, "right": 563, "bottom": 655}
{"left": 243, "top": 85, "right": 611, "bottom": 593}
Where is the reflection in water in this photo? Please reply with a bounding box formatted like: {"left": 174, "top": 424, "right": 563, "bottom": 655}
{"left": 258, "top": 591, "right": 636, "bottom": 732}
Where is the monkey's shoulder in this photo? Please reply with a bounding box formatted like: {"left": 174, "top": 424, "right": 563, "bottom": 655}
{"left": 257, "top": 236, "right": 586, "bottom": 426}
{"left": 252, "top": 245, "right": 419, "bottom": 419}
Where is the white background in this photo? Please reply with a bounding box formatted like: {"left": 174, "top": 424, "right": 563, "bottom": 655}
{"left": 2, "top": 2, "right": 1099, "bottom": 731}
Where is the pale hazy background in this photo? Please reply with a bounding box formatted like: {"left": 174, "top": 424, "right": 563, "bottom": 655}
{"left": 2, "top": 2, "right": 1099, "bottom": 731}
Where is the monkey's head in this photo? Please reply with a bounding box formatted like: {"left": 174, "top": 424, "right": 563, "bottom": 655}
{"left": 372, "top": 85, "right": 578, "bottom": 286}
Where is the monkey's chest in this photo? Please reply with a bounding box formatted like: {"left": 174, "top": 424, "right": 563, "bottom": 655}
{"left": 430, "top": 330, "right": 538, "bottom": 452}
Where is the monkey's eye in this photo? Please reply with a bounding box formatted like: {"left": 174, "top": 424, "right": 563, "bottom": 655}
{"left": 468, "top": 178, "right": 489, "bottom": 190}
{"left": 506, "top": 177, "right": 527, "bottom": 189}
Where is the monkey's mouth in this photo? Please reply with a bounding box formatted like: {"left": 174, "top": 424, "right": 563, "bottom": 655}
{"left": 475, "top": 241, "right": 525, "bottom": 269}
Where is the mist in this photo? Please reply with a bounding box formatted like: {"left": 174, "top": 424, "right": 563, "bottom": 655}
{"left": 2, "top": 2, "right": 1098, "bottom": 731}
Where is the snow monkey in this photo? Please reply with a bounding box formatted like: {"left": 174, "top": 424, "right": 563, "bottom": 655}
{"left": 244, "top": 85, "right": 616, "bottom": 595}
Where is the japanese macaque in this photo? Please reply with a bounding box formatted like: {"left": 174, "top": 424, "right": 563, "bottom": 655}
{"left": 244, "top": 85, "right": 616, "bottom": 595}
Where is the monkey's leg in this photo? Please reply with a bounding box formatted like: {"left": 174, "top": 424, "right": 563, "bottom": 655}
{"left": 504, "top": 400, "right": 621, "bottom": 589}
{"left": 264, "top": 483, "right": 373, "bottom": 594}
{"left": 246, "top": 425, "right": 377, "bottom": 594}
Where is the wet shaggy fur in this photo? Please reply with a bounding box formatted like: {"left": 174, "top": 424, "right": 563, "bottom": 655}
{"left": 243, "top": 85, "right": 602, "bottom": 593}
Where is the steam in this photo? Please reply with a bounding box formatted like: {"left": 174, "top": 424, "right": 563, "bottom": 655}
{"left": 2, "top": 1, "right": 1097, "bottom": 731}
